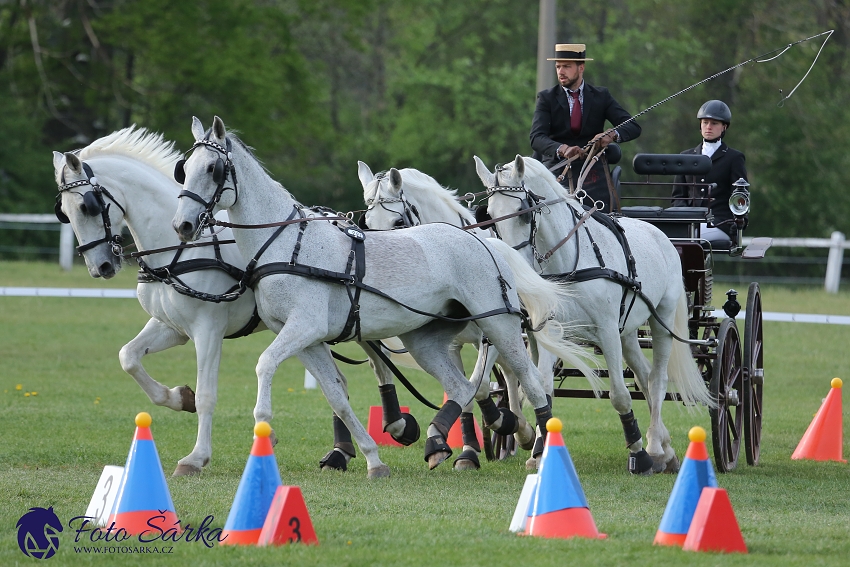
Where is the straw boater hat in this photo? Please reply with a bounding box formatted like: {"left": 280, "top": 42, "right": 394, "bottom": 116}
{"left": 547, "top": 43, "right": 593, "bottom": 62}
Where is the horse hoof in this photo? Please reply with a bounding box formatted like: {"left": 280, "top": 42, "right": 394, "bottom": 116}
{"left": 172, "top": 463, "right": 201, "bottom": 477}
{"left": 180, "top": 385, "right": 196, "bottom": 413}
{"left": 453, "top": 449, "right": 481, "bottom": 471}
{"left": 516, "top": 423, "right": 536, "bottom": 451}
{"left": 525, "top": 456, "right": 539, "bottom": 471}
{"left": 662, "top": 455, "right": 680, "bottom": 474}
{"left": 367, "top": 465, "right": 391, "bottom": 479}
{"left": 269, "top": 430, "right": 278, "bottom": 447}
{"left": 428, "top": 451, "right": 450, "bottom": 470}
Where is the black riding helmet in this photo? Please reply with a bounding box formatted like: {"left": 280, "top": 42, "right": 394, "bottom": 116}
{"left": 697, "top": 100, "right": 731, "bottom": 126}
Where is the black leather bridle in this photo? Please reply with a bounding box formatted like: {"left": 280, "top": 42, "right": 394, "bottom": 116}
{"left": 54, "top": 161, "right": 127, "bottom": 256}
{"left": 175, "top": 136, "right": 238, "bottom": 232}
{"left": 362, "top": 173, "right": 421, "bottom": 229}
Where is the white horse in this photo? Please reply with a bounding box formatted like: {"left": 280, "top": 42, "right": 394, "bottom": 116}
{"left": 473, "top": 155, "right": 715, "bottom": 473}
{"left": 172, "top": 116, "right": 590, "bottom": 477}
{"left": 358, "top": 163, "right": 599, "bottom": 468}
{"left": 52, "top": 127, "right": 265, "bottom": 476}
{"left": 53, "top": 127, "right": 438, "bottom": 477}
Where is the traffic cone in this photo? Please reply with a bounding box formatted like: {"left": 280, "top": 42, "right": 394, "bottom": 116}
{"left": 367, "top": 405, "right": 410, "bottom": 447}
{"left": 106, "top": 412, "right": 179, "bottom": 535}
{"left": 524, "top": 418, "right": 606, "bottom": 539}
{"left": 654, "top": 426, "right": 718, "bottom": 547}
{"left": 220, "top": 422, "right": 282, "bottom": 545}
{"left": 791, "top": 378, "right": 845, "bottom": 462}
{"left": 683, "top": 488, "right": 747, "bottom": 553}
{"left": 258, "top": 485, "right": 319, "bottom": 546}
{"left": 444, "top": 393, "right": 484, "bottom": 448}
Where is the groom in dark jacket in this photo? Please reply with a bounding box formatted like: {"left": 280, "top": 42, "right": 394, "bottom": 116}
{"left": 530, "top": 43, "right": 641, "bottom": 212}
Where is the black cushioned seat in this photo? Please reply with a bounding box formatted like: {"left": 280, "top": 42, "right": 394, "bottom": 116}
{"left": 658, "top": 206, "right": 709, "bottom": 220}
{"left": 620, "top": 206, "right": 662, "bottom": 218}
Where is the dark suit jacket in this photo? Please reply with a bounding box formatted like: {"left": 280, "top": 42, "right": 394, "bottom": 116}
{"left": 530, "top": 82, "right": 641, "bottom": 168}
{"left": 672, "top": 142, "right": 747, "bottom": 230}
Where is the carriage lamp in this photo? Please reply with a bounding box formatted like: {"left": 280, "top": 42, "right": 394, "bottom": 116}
{"left": 723, "top": 289, "right": 741, "bottom": 318}
{"left": 729, "top": 178, "right": 750, "bottom": 216}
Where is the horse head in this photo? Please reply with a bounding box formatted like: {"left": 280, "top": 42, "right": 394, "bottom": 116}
{"left": 53, "top": 151, "right": 126, "bottom": 278}
{"left": 358, "top": 162, "right": 417, "bottom": 229}
{"left": 173, "top": 116, "right": 237, "bottom": 242}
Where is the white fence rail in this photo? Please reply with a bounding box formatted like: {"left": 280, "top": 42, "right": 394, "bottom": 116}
{"left": 0, "top": 214, "right": 75, "bottom": 271}
{"left": 743, "top": 231, "right": 847, "bottom": 293}
{"left": 1, "top": 215, "right": 847, "bottom": 291}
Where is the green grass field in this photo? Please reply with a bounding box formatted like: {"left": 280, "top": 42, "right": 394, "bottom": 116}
{"left": 1, "top": 260, "right": 849, "bottom": 566}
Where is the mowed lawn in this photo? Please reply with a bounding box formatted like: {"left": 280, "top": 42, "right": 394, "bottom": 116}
{"left": 1, "top": 260, "right": 849, "bottom": 566}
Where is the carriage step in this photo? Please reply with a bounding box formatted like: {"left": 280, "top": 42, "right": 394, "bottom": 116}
{"left": 553, "top": 389, "right": 684, "bottom": 402}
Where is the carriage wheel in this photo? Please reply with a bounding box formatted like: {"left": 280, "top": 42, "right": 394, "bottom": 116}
{"left": 743, "top": 282, "right": 764, "bottom": 466}
{"left": 483, "top": 366, "right": 517, "bottom": 461}
{"left": 709, "top": 318, "right": 744, "bottom": 472}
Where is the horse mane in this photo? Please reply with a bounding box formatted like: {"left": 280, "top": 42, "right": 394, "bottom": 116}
{"left": 393, "top": 168, "right": 473, "bottom": 220}
{"left": 77, "top": 126, "right": 182, "bottom": 179}
{"left": 520, "top": 157, "right": 576, "bottom": 201}
{"left": 218, "top": 130, "right": 294, "bottom": 198}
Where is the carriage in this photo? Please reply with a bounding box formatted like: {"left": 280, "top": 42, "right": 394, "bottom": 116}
{"left": 484, "top": 150, "right": 772, "bottom": 473}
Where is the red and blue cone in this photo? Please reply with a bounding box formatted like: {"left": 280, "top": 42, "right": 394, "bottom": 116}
{"left": 107, "top": 412, "right": 179, "bottom": 535}
{"left": 524, "top": 418, "right": 606, "bottom": 539}
{"left": 220, "top": 422, "right": 282, "bottom": 545}
{"left": 654, "top": 426, "right": 718, "bottom": 546}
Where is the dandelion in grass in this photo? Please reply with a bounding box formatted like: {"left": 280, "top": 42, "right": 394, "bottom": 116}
{"left": 16, "top": 384, "right": 22, "bottom": 390}
{"left": 24, "top": 392, "right": 30, "bottom": 397}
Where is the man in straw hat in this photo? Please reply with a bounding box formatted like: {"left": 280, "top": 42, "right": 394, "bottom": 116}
{"left": 530, "top": 43, "right": 641, "bottom": 211}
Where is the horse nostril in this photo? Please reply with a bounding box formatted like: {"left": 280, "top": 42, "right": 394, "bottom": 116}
{"left": 99, "top": 262, "right": 115, "bottom": 278}
{"left": 179, "top": 221, "right": 194, "bottom": 237}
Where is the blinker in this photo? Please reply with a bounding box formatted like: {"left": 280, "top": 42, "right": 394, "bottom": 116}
{"left": 174, "top": 159, "right": 186, "bottom": 184}
{"left": 474, "top": 205, "right": 492, "bottom": 224}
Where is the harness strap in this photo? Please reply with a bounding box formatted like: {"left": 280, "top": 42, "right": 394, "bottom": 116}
{"left": 327, "top": 236, "right": 365, "bottom": 344}
{"left": 247, "top": 261, "right": 521, "bottom": 324}
{"left": 224, "top": 306, "right": 263, "bottom": 339}
{"left": 365, "top": 340, "right": 441, "bottom": 410}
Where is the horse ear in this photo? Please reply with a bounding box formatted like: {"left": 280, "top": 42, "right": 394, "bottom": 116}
{"left": 389, "top": 168, "right": 402, "bottom": 193}
{"left": 191, "top": 116, "right": 205, "bottom": 140}
{"left": 52, "top": 151, "right": 65, "bottom": 175}
{"left": 212, "top": 116, "right": 226, "bottom": 142}
{"left": 473, "top": 155, "right": 493, "bottom": 186}
{"left": 357, "top": 161, "right": 374, "bottom": 190}
{"left": 514, "top": 155, "right": 525, "bottom": 179}
{"left": 64, "top": 152, "right": 82, "bottom": 174}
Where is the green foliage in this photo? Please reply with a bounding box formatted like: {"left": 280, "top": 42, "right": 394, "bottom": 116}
{"left": 1, "top": 0, "right": 847, "bottom": 240}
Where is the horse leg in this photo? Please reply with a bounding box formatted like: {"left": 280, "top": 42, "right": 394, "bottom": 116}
{"left": 118, "top": 318, "right": 193, "bottom": 412}
{"left": 318, "top": 361, "right": 358, "bottom": 472}
{"left": 453, "top": 338, "right": 497, "bottom": 471}
{"left": 472, "top": 319, "right": 552, "bottom": 470}
{"left": 253, "top": 320, "right": 388, "bottom": 478}
{"left": 359, "top": 341, "right": 420, "bottom": 446}
{"left": 597, "top": 328, "right": 656, "bottom": 475}
{"left": 172, "top": 323, "right": 227, "bottom": 476}
{"left": 398, "top": 322, "right": 476, "bottom": 470}
{"left": 496, "top": 355, "right": 536, "bottom": 450}
{"left": 296, "top": 344, "right": 390, "bottom": 479}
{"left": 646, "top": 313, "right": 677, "bottom": 473}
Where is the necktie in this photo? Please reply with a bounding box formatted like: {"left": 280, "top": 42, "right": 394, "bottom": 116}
{"left": 569, "top": 90, "right": 582, "bottom": 135}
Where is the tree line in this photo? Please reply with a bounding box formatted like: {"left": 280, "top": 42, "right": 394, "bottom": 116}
{"left": 1, "top": 0, "right": 848, "bottom": 259}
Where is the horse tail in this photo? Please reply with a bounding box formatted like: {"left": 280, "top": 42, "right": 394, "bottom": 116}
{"left": 667, "top": 290, "right": 717, "bottom": 409}
{"left": 486, "top": 239, "right": 602, "bottom": 394}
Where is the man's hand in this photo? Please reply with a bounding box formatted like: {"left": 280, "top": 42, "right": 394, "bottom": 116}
{"left": 557, "top": 144, "right": 584, "bottom": 160}
{"left": 590, "top": 130, "right": 617, "bottom": 148}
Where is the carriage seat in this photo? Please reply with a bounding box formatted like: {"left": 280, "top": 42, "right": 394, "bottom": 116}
{"left": 619, "top": 206, "right": 709, "bottom": 239}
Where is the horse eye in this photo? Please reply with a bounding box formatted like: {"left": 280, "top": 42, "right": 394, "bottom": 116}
{"left": 393, "top": 218, "right": 405, "bottom": 228}
{"left": 207, "top": 163, "right": 214, "bottom": 173}
{"left": 80, "top": 204, "right": 88, "bottom": 215}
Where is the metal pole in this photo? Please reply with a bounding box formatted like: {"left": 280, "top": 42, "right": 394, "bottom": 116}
{"left": 536, "top": 0, "right": 557, "bottom": 96}
{"left": 824, "top": 231, "right": 845, "bottom": 293}
{"left": 60, "top": 223, "right": 74, "bottom": 271}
